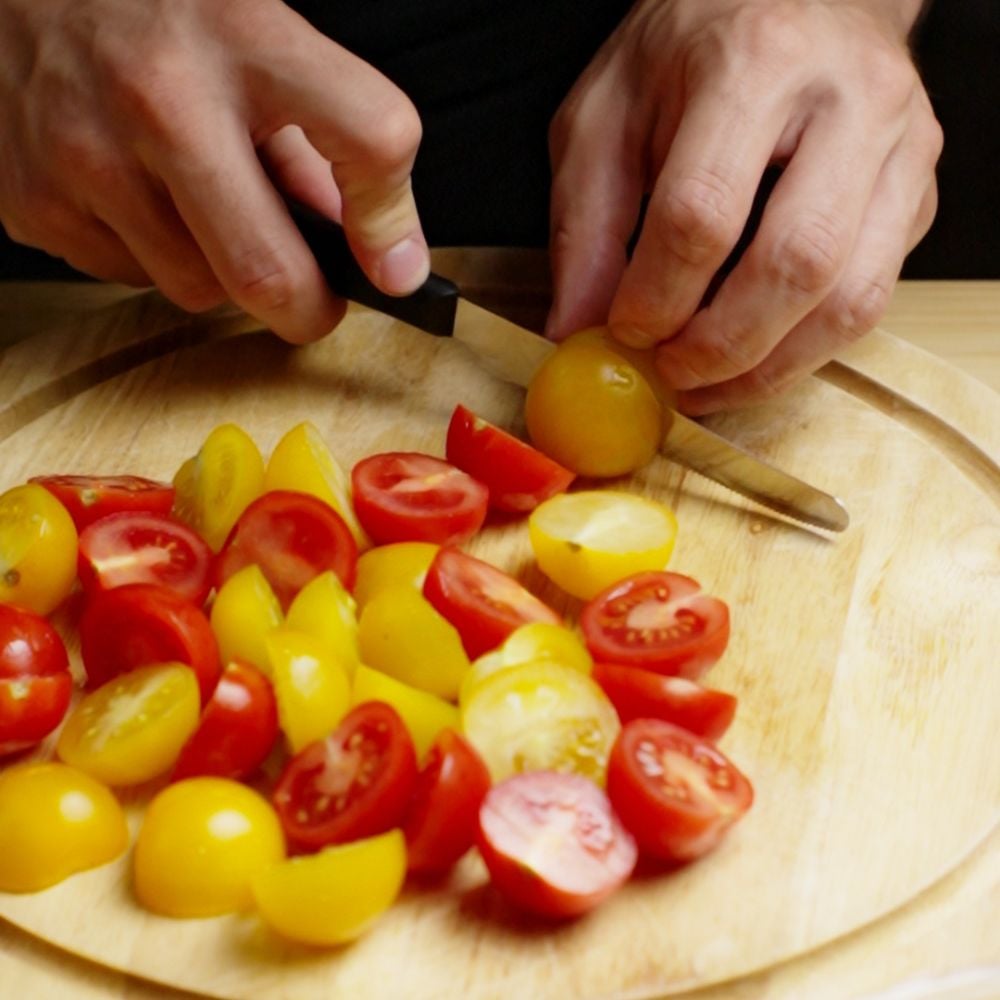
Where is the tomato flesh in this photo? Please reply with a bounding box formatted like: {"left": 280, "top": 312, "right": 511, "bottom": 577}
{"left": 31, "top": 474, "right": 175, "bottom": 532}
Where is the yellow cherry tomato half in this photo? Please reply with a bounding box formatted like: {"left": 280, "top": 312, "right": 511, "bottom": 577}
{"left": 352, "top": 541, "right": 439, "bottom": 611}
{"left": 285, "top": 571, "right": 360, "bottom": 677}
{"left": 358, "top": 585, "right": 469, "bottom": 701}
{"left": 173, "top": 423, "right": 265, "bottom": 552}
{"left": 134, "top": 778, "right": 285, "bottom": 918}
{"left": 0, "top": 483, "right": 78, "bottom": 615}
{"left": 264, "top": 421, "right": 370, "bottom": 550}
{"left": 525, "top": 328, "right": 663, "bottom": 477}
{"left": 529, "top": 490, "right": 678, "bottom": 600}
{"left": 267, "top": 628, "right": 351, "bottom": 753}
{"left": 253, "top": 829, "right": 405, "bottom": 946}
{"left": 57, "top": 663, "right": 201, "bottom": 786}
{"left": 0, "top": 762, "right": 128, "bottom": 893}
{"left": 461, "top": 661, "right": 619, "bottom": 785}
{"left": 210, "top": 563, "right": 283, "bottom": 674}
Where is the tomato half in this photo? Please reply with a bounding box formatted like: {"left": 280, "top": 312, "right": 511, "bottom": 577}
{"left": 581, "top": 572, "right": 730, "bottom": 678}
{"left": 422, "top": 547, "right": 562, "bottom": 659}
{"left": 79, "top": 583, "right": 221, "bottom": 702}
{"left": 31, "top": 474, "right": 175, "bottom": 532}
{"left": 77, "top": 511, "right": 213, "bottom": 605}
{"left": 272, "top": 701, "right": 417, "bottom": 852}
{"left": 606, "top": 719, "right": 753, "bottom": 862}
{"left": 403, "top": 729, "right": 491, "bottom": 874}
{"left": 351, "top": 452, "right": 488, "bottom": 546}
{"left": 591, "top": 662, "right": 737, "bottom": 740}
{"left": 445, "top": 405, "right": 574, "bottom": 513}
{"left": 214, "top": 490, "right": 358, "bottom": 610}
{"left": 209, "top": 564, "right": 283, "bottom": 674}
{"left": 477, "top": 771, "right": 637, "bottom": 918}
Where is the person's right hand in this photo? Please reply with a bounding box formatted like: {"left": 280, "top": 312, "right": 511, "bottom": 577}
{"left": 0, "top": 0, "right": 429, "bottom": 343}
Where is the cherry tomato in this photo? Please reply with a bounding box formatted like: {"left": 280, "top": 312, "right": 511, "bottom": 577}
{"left": 591, "top": 662, "right": 737, "bottom": 740}
{"left": 30, "top": 474, "right": 175, "bottom": 532}
{"left": 215, "top": 490, "right": 358, "bottom": 610}
{"left": 0, "top": 603, "right": 72, "bottom": 756}
{"left": 272, "top": 701, "right": 417, "bottom": 852}
{"left": 353, "top": 541, "right": 439, "bottom": 611}
{"left": 79, "top": 583, "right": 221, "bottom": 703}
{"left": 285, "top": 571, "right": 360, "bottom": 677}
{"left": 403, "top": 729, "right": 491, "bottom": 874}
{"left": 423, "top": 547, "right": 562, "bottom": 660}
{"left": 477, "top": 771, "right": 637, "bottom": 918}
{"left": 77, "top": 511, "right": 213, "bottom": 604}
{"left": 529, "top": 490, "right": 678, "bottom": 600}
{"left": 445, "top": 405, "right": 574, "bottom": 513}
{"left": 0, "top": 762, "right": 129, "bottom": 893}
{"left": 525, "top": 328, "right": 663, "bottom": 477}
{"left": 135, "top": 778, "right": 285, "bottom": 917}
{"left": 606, "top": 719, "right": 753, "bottom": 863}
{"left": 351, "top": 452, "right": 488, "bottom": 546}
{"left": 253, "top": 830, "right": 405, "bottom": 945}
{"left": 172, "top": 661, "right": 279, "bottom": 781}
{"left": 581, "top": 572, "right": 730, "bottom": 678}
{"left": 0, "top": 483, "right": 78, "bottom": 615}
{"left": 209, "top": 564, "right": 283, "bottom": 674}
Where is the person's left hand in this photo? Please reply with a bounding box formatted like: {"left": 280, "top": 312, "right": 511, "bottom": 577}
{"left": 545, "top": 0, "right": 942, "bottom": 414}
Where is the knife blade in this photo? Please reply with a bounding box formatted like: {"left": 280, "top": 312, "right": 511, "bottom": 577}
{"left": 289, "top": 201, "right": 849, "bottom": 532}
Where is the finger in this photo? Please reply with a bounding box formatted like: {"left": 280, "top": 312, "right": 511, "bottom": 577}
{"left": 60, "top": 222, "right": 152, "bottom": 287}
{"left": 259, "top": 125, "right": 342, "bottom": 223}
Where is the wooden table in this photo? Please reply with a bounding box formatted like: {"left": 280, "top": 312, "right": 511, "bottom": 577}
{"left": 0, "top": 277, "right": 997, "bottom": 1000}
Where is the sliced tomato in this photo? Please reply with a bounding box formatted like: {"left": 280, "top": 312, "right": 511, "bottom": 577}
{"left": 272, "top": 701, "right": 417, "bottom": 852}
{"left": 591, "top": 662, "right": 736, "bottom": 740}
{"left": 445, "top": 405, "right": 574, "bottom": 514}
{"left": 580, "top": 571, "right": 730, "bottom": 679}
{"left": 351, "top": 452, "right": 487, "bottom": 546}
{"left": 30, "top": 474, "right": 174, "bottom": 532}
{"left": 214, "top": 490, "right": 358, "bottom": 610}
{"left": 606, "top": 719, "right": 753, "bottom": 863}
{"left": 79, "top": 583, "right": 221, "bottom": 703}
{"left": 477, "top": 771, "right": 637, "bottom": 918}
{"left": 77, "top": 511, "right": 213, "bottom": 605}
{"left": 172, "top": 661, "right": 279, "bottom": 781}
{"left": 422, "top": 547, "right": 561, "bottom": 659}
{"left": 403, "top": 729, "right": 491, "bottom": 874}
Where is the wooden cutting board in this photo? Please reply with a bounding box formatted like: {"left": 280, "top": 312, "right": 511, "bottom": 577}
{"left": 0, "top": 288, "right": 997, "bottom": 1000}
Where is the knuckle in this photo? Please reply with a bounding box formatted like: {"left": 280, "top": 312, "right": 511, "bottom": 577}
{"left": 360, "top": 99, "right": 422, "bottom": 170}
{"left": 734, "top": 3, "right": 808, "bottom": 66}
{"left": 861, "top": 43, "right": 915, "bottom": 109}
{"left": 228, "top": 243, "right": 300, "bottom": 315}
{"left": 685, "top": 323, "right": 762, "bottom": 382}
{"left": 766, "top": 216, "right": 845, "bottom": 297}
{"left": 828, "top": 278, "right": 892, "bottom": 341}
{"left": 657, "top": 171, "right": 740, "bottom": 266}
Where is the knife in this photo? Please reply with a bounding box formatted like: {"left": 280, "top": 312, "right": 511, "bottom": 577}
{"left": 289, "top": 202, "right": 849, "bottom": 533}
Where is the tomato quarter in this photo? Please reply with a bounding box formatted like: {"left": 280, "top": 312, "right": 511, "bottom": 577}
{"left": 31, "top": 474, "right": 175, "bottom": 532}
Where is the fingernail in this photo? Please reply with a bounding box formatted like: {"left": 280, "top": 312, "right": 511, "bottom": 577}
{"left": 378, "top": 238, "right": 429, "bottom": 294}
{"left": 609, "top": 323, "right": 656, "bottom": 349}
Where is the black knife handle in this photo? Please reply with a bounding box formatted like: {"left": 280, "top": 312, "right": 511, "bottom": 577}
{"left": 286, "top": 200, "right": 459, "bottom": 337}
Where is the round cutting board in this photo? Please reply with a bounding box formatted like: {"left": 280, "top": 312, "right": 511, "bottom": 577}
{"left": 0, "top": 295, "right": 997, "bottom": 1000}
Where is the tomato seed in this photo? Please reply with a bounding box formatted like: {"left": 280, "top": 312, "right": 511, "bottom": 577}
{"left": 2, "top": 569, "right": 19, "bottom": 587}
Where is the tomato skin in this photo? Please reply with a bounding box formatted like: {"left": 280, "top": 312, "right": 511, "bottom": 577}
{"left": 351, "top": 452, "right": 488, "bottom": 546}
{"left": 445, "top": 405, "right": 575, "bottom": 514}
{"left": 591, "top": 662, "right": 737, "bottom": 740}
{"left": 606, "top": 719, "right": 753, "bottom": 863}
{"left": 77, "top": 511, "right": 213, "bottom": 605}
{"left": 272, "top": 701, "right": 418, "bottom": 852}
{"left": 422, "top": 547, "right": 562, "bottom": 660}
{"left": 581, "top": 571, "right": 730, "bottom": 679}
{"left": 79, "top": 583, "right": 221, "bottom": 703}
{"left": 477, "top": 771, "right": 637, "bottom": 919}
{"left": 172, "top": 661, "right": 279, "bottom": 781}
{"left": 214, "top": 490, "right": 358, "bottom": 610}
{"left": 31, "top": 475, "right": 175, "bottom": 532}
{"left": 403, "top": 729, "right": 491, "bottom": 874}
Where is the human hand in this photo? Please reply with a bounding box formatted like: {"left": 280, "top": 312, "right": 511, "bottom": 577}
{"left": 546, "top": 0, "right": 941, "bottom": 413}
{"left": 0, "top": 0, "right": 428, "bottom": 343}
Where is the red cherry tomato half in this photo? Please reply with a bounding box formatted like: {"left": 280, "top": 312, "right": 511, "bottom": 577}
{"left": 591, "top": 662, "right": 737, "bottom": 741}
{"left": 77, "top": 511, "right": 213, "bottom": 605}
{"left": 171, "top": 660, "right": 279, "bottom": 781}
{"left": 445, "top": 405, "right": 575, "bottom": 514}
{"left": 351, "top": 452, "right": 488, "bottom": 546}
{"left": 422, "top": 547, "right": 561, "bottom": 659}
{"left": 214, "top": 490, "right": 358, "bottom": 610}
{"left": 79, "top": 583, "right": 221, "bottom": 703}
{"left": 606, "top": 719, "right": 753, "bottom": 863}
{"left": 580, "top": 571, "right": 730, "bottom": 679}
{"left": 272, "top": 701, "right": 417, "bottom": 852}
{"left": 30, "top": 474, "right": 175, "bottom": 532}
{"left": 403, "top": 729, "right": 491, "bottom": 874}
{"left": 0, "top": 604, "right": 72, "bottom": 755}
{"left": 477, "top": 770, "right": 637, "bottom": 919}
